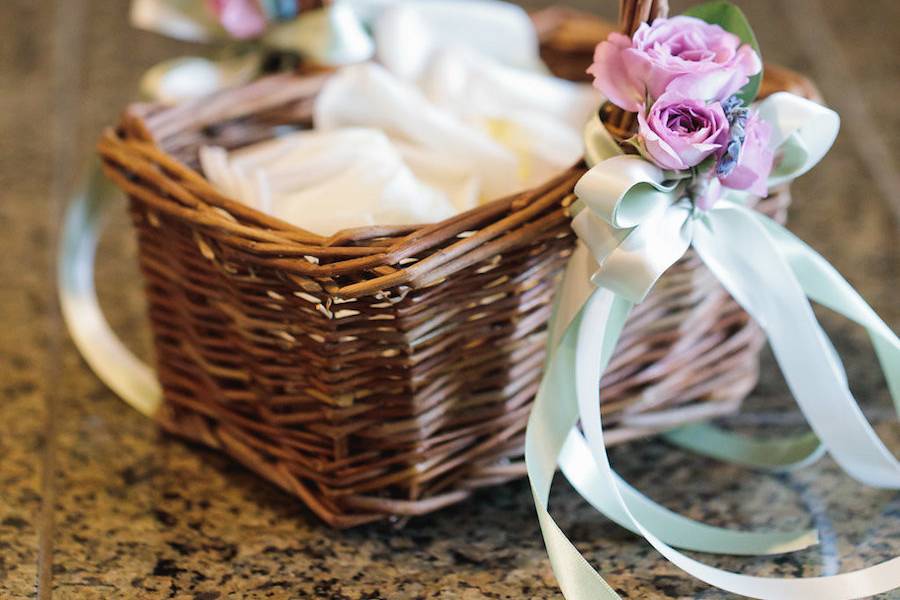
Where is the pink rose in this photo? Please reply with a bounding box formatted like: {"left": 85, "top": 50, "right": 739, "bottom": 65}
{"left": 207, "top": 0, "right": 267, "bottom": 39}
{"left": 718, "top": 110, "right": 774, "bottom": 197}
{"left": 588, "top": 33, "right": 645, "bottom": 112}
{"left": 637, "top": 92, "right": 729, "bottom": 171}
{"left": 588, "top": 16, "right": 762, "bottom": 111}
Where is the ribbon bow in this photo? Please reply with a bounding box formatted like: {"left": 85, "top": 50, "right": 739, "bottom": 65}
{"left": 575, "top": 92, "right": 842, "bottom": 304}
{"left": 527, "top": 92, "right": 900, "bottom": 599}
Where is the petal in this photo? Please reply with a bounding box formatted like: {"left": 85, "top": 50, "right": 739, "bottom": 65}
{"left": 720, "top": 164, "right": 759, "bottom": 192}
{"left": 588, "top": 40, "right": 644, "bottom": 112}
{"left": 638, "top": 109, "right": 685, "bottom": 170}
{"left": 734, "top": 44, "right": 763, "bottom": 78}
{"left": 668, "top": 70, "right": 742, "bottom": 102}
{"left": 676, "top": 141, "right": 718, "bottom": 167}
{"left": 644, "top": 135, "right": 687, "bottom": 170}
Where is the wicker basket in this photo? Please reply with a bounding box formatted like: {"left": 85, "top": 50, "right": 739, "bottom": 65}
{"left": 97, "top": 6, "right": 817, "bottom": 527}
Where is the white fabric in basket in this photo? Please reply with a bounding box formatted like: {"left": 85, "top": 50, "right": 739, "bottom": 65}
{"left": 200, "top": 2, "right": 598, "bottom": 235}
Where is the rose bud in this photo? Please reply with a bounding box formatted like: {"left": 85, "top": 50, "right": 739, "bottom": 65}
{"left": 637, "top": 92, "right": 729, "bottom": 171}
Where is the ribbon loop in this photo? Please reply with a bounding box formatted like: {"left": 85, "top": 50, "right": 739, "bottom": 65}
{"left": 574, "top": 154, "right": 677, "bottom": 228}
{"left": 572, "top": 199, "right": 694, "bottom": 303}
{"left": 756, "top": 92, "right": 841, "bottom": 187}
{"left": 573, "top": 132, "right": 692, "bottom": 302}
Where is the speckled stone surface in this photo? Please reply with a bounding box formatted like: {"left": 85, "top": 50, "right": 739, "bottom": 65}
{"left": 1, "top": 0, "right": 898, "bottom": 598}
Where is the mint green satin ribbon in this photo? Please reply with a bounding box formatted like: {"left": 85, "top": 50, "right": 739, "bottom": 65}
{"left": 59, "top": 163, "right": 162, "bottom": 417}
{"left": 528, "top": 91, "right": 900, "bottom": 598}
{"left": 529, "top": 287, "right": 900, "bottom": 600}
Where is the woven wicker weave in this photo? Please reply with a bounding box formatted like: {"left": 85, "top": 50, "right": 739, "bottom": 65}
{"left": 97, "top": 5, "right": 816, "bottom": 527}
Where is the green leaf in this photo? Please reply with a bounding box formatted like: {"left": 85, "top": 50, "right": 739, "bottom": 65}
{"left": 682, "top": 1, "right": 762, "bottom": 104}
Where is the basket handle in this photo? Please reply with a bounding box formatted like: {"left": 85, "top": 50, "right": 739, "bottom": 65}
{"left": 606, "top": 0, "right": 670, "bottom": 136}
{"left": 58, "top": 161, "right": 162, "bottom": 417}
{"left": 618, "top": 0, "right": 668, "bottom": 34}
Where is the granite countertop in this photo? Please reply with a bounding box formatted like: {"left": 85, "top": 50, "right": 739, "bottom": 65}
{"left": 1, "top": 0, "right": 898, "bottom": 598}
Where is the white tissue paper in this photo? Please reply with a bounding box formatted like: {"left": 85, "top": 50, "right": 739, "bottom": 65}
{"left": 201, "top": 0, "right": 599, "bottom": 235}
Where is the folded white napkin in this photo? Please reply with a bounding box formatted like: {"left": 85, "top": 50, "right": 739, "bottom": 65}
{"left": 201, "top": 1, "right": 599, "bottom": 235}
{"left": 201, "top": 128, "right": 465, "bottom": 233}
{"left": 370, "top": 0, "right": 546, "bottom": 77}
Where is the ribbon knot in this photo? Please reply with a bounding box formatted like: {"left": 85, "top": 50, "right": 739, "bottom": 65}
{"left": 572, "top": 153, "right": 692, "bottom": 303}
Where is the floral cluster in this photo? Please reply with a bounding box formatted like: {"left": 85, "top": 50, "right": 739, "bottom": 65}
{"left": 588, "top": 16, "right": 773, "bottom": 209}
{"left": 206, "top": 0, "right": 303, "bottom": 39}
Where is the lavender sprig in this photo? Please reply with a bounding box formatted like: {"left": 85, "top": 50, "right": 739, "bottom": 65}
{"left": 716, "top": 95, "right": 750, "bottom": 177}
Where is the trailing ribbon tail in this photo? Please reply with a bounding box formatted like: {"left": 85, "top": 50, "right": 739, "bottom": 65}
{"left": 527, "top": 292, "right": 633, "bottom": 600}
{"left": 569, "top": 289, "right": 900, "bottom": 599}
{"left": 59, "top": 163, "right": 162, "bottom": 418}
{"left": 558, "top": 431, "right": 819, "bottom": 555}
{"left": 691, "top": 203, "right": 900, "bottom": 488}
{"left": 759, "top": 214, "right": 900, "bottom": 415}
{"left": 663, "top": 424, "right": 825, "bottom": 471}
{"left": 528, "top": 288, "right": 900, "bottom": 600}
{"left": 664, "top": 210, "right": 900, "bottom": 472}
{"left": 655, "top": 93, "right": 849, "bottom": 470}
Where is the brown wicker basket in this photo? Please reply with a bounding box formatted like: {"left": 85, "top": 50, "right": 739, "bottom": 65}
{"left": 96, "top": 6, "right": 817, "bottom": 527}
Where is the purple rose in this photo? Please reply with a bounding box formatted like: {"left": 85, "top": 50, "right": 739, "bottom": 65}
{"left": 637, "top": 93, "right": 729, "bottom": 171}
{"left": 718, "top": 110, "right": 774, "bottom": 197}
{"left": 588, "top": 16, "right": 762, "bottom": 111}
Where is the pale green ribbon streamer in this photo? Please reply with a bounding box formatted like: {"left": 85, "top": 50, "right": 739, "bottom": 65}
{"left": 529, "top": 91, "right": 900, "bottom": 598}
{"left": 692, "top": 204, "right": 900, "bottom": 487}
{"left": 58, "top": 163, "right": 162, "bottom": 418}
{"left": 665, "top": 94, "right": 900, "bottom": 471}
